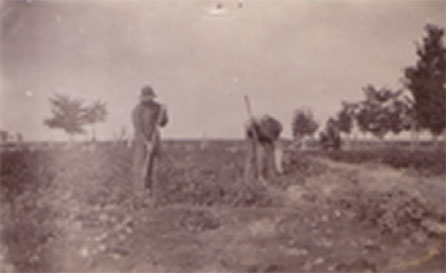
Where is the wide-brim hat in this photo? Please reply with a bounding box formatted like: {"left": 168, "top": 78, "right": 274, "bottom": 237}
{"left": 140, "top": 85, "right": 156, "bottom": 98}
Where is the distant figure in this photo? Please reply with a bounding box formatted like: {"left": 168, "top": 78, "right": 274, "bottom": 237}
{"left": 132, "top": 85, "right": 168, "bottom": 197}
{"left": 245, "top": 114, "right": 283, "bottom": 184}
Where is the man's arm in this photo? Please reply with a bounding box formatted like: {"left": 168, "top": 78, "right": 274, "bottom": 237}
{"left": 158, "top": 105, "right": 168, "bottom": 127}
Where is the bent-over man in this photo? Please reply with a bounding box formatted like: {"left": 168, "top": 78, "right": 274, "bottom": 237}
{"left": 245, "top": 114, "right": 283, "bottom": 184}
{"left": 132, "top": 85, "right": 168, "bottom": 196}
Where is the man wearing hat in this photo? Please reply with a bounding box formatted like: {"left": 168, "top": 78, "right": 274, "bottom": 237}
{"left": 132, "top": 85, "right": 168, "bottom": 199}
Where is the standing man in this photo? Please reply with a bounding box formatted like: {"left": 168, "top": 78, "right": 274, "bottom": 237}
{"left": 245, "top": 114, "right": 283, "bottom": 185}
{"left": 132, "top": 85, "right": 168, "bottom": 198}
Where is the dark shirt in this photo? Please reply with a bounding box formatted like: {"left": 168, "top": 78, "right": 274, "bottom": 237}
{"left": 132, "top": 101, "right": 168, "bottom": 141}
{"left": 246, "top": 114, "right": 282, "bottom": 143}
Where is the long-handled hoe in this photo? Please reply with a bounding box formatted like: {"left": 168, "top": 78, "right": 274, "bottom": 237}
{"left": 244, "top": 95, "right": 267, "bottom": 185}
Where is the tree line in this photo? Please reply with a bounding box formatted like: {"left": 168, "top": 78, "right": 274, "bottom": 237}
{"left": 292, "top": 24, "right": 445, "bottom": 149}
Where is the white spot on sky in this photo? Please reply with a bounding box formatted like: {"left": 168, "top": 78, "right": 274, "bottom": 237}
{"left": 208, "top": 2, "right": 228, "bottom": 16}
{"left": 25, "top": 90, "right": 33, "bottom": 97}
{"left": 233, "top": 76, "right": 239, "bottom": 83}
{"left": 78, "top": 28, "right": 85, "bottom": 34}
{"left": 56, "top": 15, "right": 62, "bottom": 23}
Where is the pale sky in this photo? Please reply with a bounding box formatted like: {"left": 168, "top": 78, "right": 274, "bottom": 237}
{"left": 1, "top": 0, "right": 445, "bottom": 141}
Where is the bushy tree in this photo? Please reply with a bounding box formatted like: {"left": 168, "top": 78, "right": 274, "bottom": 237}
{"left": 44, "top": 94, "right": 108, "bottom": 142}
{"left": 404, "top": 24, "right": 446, "bottom": 137}
{"left": 319, "top": 118, "right": 341, "bottom": 150}
{"left": 387, "top": 97, "right": 412, "bottom": 135}
{"left": 83, "top": 100, "right": 107, "bottom": 142}
{"left": 355, "top": 85, "right": 406, "bottom": 140}
{"left": 292, "top": 108, "right": 319, "bottom": 140}
{"left": 333, "top": 102, "right": 359, "bottom": 149}
{"left": 44, "top": 94, "right": 86, "bottom": 141}
{"left": 336, "top": 102, "right": 358, "bottom": 136}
